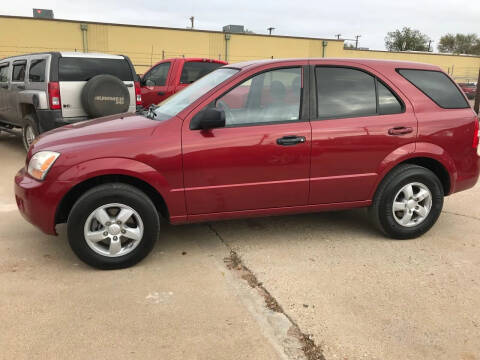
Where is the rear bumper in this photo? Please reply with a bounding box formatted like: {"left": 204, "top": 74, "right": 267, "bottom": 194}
{"left": 452, "top": 153, "right": 480, "bottom": 194}
{"left": 14, "top": 167, "right": 71, "bottom": 235}
{"left": 36, "top": 109, "right": 88, "bottom": 133}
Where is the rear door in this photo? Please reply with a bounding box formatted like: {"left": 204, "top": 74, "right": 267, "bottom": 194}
{"left": 140, "top": 61, "right": 173, "bottom": 107}
{"left": 309, "top": 62, "right": 417, "bottom": 204}
{"left": 58, "top": 55, "right": 135, "bottom": 119}
{"left": 7, "top": 59, "right": 27, "bottom": 125}
{"left": 0, "top": 62, "right": 10, "bottom": 121}
{"left": 27, "top": 55, "right": 49, "bottom": 105}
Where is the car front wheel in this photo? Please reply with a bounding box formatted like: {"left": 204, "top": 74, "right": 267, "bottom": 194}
{"left": 67, "top": 183, "right": 160, "bottom": 269}
{"left": 369, "top": 164, "right": 444, "bottom": 239}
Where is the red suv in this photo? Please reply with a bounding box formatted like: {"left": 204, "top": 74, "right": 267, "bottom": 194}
{"left": 15, "top": 58, "right": 480, "bottom": 269}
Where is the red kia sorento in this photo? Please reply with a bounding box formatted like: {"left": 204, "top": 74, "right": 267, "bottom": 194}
{"left": 15, "top": 59, "right": 480, "bottom": 269}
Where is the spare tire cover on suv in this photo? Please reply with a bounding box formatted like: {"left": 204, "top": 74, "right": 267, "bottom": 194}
{"left": 81, "top": 74, "right": 130, "bottom": 118}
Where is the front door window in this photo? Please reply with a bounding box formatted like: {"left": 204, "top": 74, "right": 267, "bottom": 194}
{"left": 216, "top": 67, "right": 302, "bottom": 126}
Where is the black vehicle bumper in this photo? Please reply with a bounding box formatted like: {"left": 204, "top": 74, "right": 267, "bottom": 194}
{"left": 36, "top": 110, "right": 88, "bottom": 133}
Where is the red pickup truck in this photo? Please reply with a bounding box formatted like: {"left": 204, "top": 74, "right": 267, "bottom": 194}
{"left": 140, "top": 58, "right": 227, "bottom": 107}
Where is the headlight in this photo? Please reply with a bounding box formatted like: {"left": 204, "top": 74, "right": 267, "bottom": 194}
{"left": 27, "top": 151, "right": 60, "bottom": 180}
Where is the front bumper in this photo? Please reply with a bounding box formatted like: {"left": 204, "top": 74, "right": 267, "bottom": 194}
{"left": 14, "top": 167, "right": 71, "bottom": 235}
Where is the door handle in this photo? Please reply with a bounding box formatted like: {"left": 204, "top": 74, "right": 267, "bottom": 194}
{"left": 16, "top": 85, "right": 25, "bottom": 90}
{"left": 276, "top": 135, "right": 306, "bottom": 146}
{"left": 388, "top": 127, "right": 413, "bottom": 136}
{"left": 157, "top": 91, "right": 165, "bottom": 96}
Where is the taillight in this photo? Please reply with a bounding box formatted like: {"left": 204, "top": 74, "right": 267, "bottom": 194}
{"left": 48, "top": 82, "right": 61, "bottom": 110}
{"left": 473, "top": 118, "right": 479, "bottom": 149}
{"left": 134, "top": 81, "right": 142, "bottom": 106}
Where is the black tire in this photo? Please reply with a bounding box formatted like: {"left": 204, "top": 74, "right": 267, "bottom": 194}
{"left": 67, "top": 183, "right": 160, "bottom": 269}
{"left": 22, "top": 114, "right": 39, "bottom": 151}
{"left": 369, "top": 164, "right": 444, "bottom": 239}
{"left": 81, "top": 74, "right": 130, "bottom": 118}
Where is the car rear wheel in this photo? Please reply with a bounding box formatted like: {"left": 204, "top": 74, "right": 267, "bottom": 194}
{"left": 22, "top": 114, "right": 39, "bottom": 151}
{"left": 67, "top": 183, "right": 160, "bottom": 269}
{"left": 369, "top": 164, "right": 444, "bottom": 239}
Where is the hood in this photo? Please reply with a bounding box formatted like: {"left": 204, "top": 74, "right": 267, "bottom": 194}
{"left": 30, "top": 113, "right": 159, "bottom": 155}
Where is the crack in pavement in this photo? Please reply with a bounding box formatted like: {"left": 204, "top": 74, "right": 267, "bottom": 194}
{"left": 207, "top": 223, "right": 325, "bottom": 360}
{"left": 442, "top": 210, "right": 480, "bottom": 221}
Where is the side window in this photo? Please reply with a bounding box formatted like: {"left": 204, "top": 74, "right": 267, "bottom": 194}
{"left": 12, "top": 63, "right": 26, "bottom": 82}
{"left": 180, "top": 62, "right": 223, "bottom": 84}
{"left": 377, "top": 81, "right": 402, "bottom": 115}
{"left": 398, "top": 69, "right": 468, "bottom": 109}
{"left": 29, "top": 59, "right": 46, "bottom": 82}
{"left": 316, "top": 67, "right": 376, "bottom": 118}
{"left": 144, "top": 62, "right": 171, "bottom": 86}
{"left": 216, "top": 67, "right": 302, "bottom": 126}
{"left": 0, "top": 65, "right": 8, "bottom": 82}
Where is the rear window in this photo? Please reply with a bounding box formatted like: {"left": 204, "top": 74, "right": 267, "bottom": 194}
{"left": 180, "top": 61, "right": 224, "bottom": 84}
{"left": 12, "top": 62, "right": 26, "bottom": 82}
{"left": 59, "top": 57, "right": 133, "bottom": 81}
{"left": 377, "top": 81, "right": 403, "bottom": 115}
{"left": 29, "top": 59, "right": 46, "bottom": 82}
{"left": 316, "top": 67, "right": 377, "bottom": 118}
{"left": 0, "top": 65, "right": 8, "bottom": 82}
{"left": 398, "top": 69, "right": 468, "bottom": 109}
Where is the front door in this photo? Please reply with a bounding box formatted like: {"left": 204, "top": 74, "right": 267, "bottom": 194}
{"left": 182, "top": 66, "right": 311, "bottom": 215}
{"left": 141, "top": 61, "right": 172, "bottom": 107}
{"left": 309, "top": 63, "right": 417, "bottom": 204}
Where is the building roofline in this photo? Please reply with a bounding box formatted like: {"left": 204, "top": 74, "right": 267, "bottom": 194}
{"left": 0, "top": 14, "right": 343, "bottom": 42}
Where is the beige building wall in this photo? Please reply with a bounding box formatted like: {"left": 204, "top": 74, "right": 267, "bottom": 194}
{"left": 0, "top": 15, "right": 478, "bottom": 81}
{"left": 342, "top": 48, "right": 480, "bottom": 82}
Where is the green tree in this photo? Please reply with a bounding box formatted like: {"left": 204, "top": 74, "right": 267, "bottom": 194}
{"left": 438, "top": 33, "right": 480, "bottom": 55}
{"left": 385, "top": 27, "right": 431, "bottom": 52}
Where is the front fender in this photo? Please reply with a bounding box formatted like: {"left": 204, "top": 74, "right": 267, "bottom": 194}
{"left": 56, "top": 157, "right": 186, "bottom": 219}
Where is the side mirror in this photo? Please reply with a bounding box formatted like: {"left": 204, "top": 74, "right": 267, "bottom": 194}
{"left": 144, "top": 79, "right": 156, "bottom": 87}
{"left": 190, "top": 108, "right": 226, "bottom": 130}
{"left": 140, "top": 78, "right": 146, "bottom": 86}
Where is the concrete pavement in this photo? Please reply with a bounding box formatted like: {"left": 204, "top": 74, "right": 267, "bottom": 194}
{"left": 1, "top": 130, "right": 480, "bottom": 359}
{"left": 0, "top": 133, "right": 284, "bottom": 360}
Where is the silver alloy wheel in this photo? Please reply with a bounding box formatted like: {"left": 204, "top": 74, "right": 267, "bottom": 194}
{"left": 83, "top": 203, "right": 144, "bottom": 257}
{"left": 392, "top": 182, "right": 432, "bottom": 227}
{"left": 24, "top": 126, "right": 36, "bottom": 147}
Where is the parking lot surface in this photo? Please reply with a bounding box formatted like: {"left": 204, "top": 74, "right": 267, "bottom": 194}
{"left": 1, "top": 130, "right": 479, "bottom": 360}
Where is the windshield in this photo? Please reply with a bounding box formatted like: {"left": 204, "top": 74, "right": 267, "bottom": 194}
{"left": 153, "top": 68, "right": 239, "bottom": 118}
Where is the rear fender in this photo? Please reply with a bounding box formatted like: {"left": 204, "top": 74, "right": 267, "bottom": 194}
{"left": 369, "top": 142, "right": 456, "bottom": 198}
